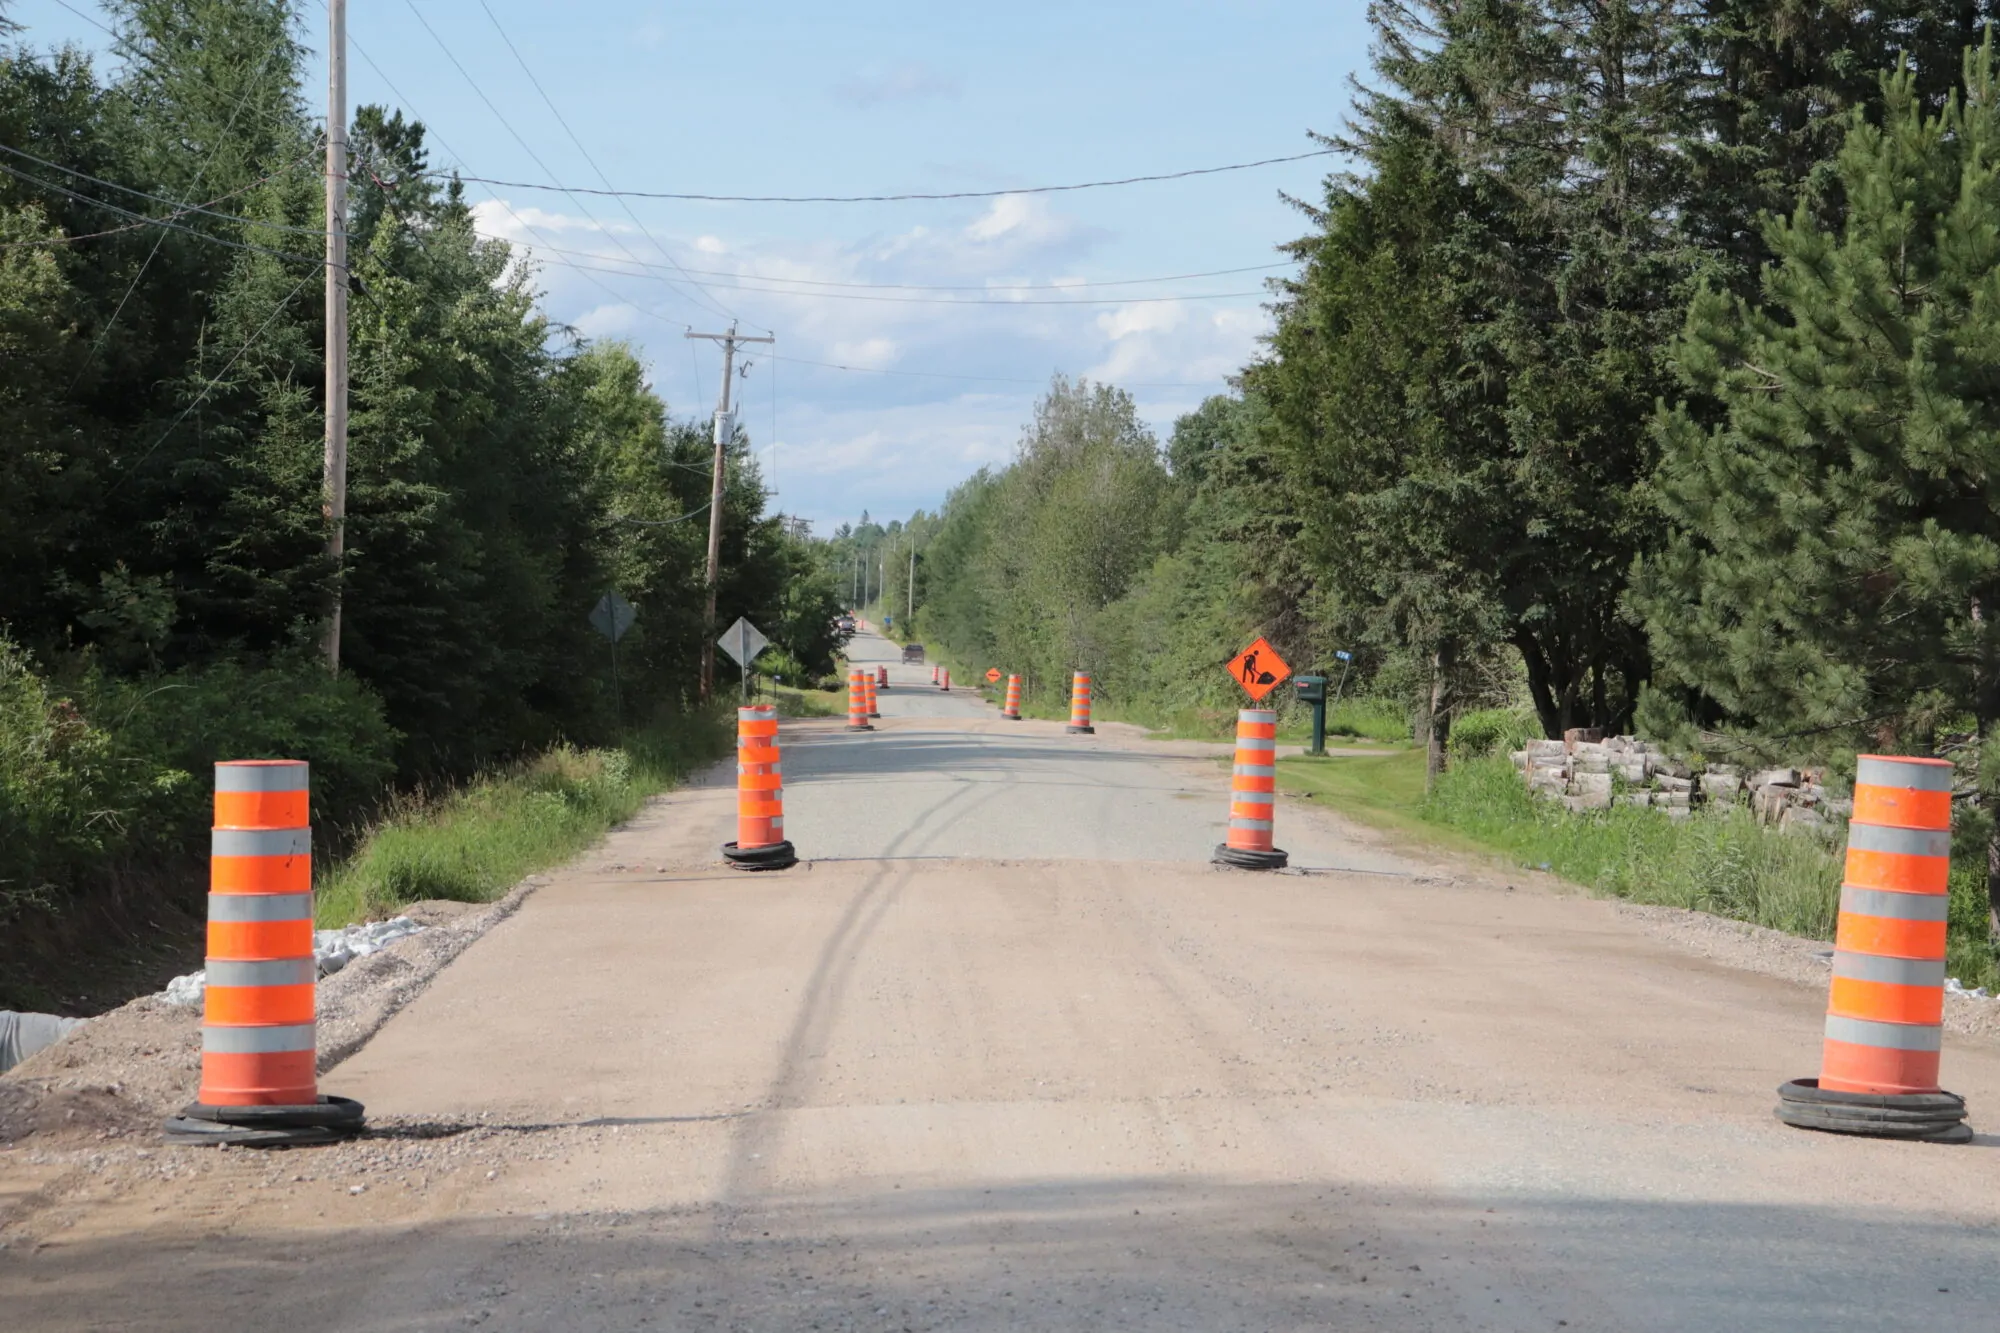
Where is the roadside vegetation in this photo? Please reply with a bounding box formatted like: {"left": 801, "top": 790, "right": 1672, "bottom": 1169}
{"left": 315, "top": 715, "right": 730, "bottom": 927}
{"left": 830, "top": 6, "right": 2000, "bottom": 973}
{"left": 0, "top": 3, "right": 847, "bottom": 1009}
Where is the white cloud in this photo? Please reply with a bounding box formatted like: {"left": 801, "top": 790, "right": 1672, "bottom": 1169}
{"left": 461, "top": 194, "right": 1265, "bottom": 528}
{"left": 831, "top": 62, "right": 961, "bottom": 109}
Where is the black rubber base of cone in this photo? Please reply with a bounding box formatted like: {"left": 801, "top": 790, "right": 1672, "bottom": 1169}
{"left": 846, "top": 722, "right": 875, "bottom": 732}
{"left": 1065, "top": 724, "right": 1095, "bottom": 734}
{"left": 165, "top": 1095, "right": 364, "bottom": 1147}
{"left": 163, "top": 1118, "right": 351, "bottom": 1147}
{"left": 723, "top": 839, "right": 798, "bottom": 871}
{"left": 179, "top": 1095, "right": 364, "bottom": 1128}
{"left": 1775, "top": 1078, "right": 1970, "bottom": 1142}
{"left": 1004, "top": 713, "right": 1021, "bottom": 721}
{"left": 1213, "top": 843, "right": 1289, "bottom": 870}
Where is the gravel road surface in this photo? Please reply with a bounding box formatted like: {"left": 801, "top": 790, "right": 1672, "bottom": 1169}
{"left": 3, "top": 628, "right": 1997, "bottom": 1331}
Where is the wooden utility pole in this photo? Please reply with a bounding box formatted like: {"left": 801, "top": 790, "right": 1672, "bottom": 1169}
{"left": 685, "top": 324, "right": 773, "bottom": 701}
{"left": 322, "top": 0, "right": 349, "bottom": 672}
{"left": 907, "top": 543, "right": 915, "bottom": 626}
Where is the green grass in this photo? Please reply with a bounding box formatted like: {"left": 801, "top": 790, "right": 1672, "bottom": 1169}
{"left": 769, "top": 682, "right": 844, "bottom": 718}
{"left": 315, "top": 713, "right": 730, "bottom": 927}
{"left": 1276, "top": 750, "right": 2000, "bottom": 992}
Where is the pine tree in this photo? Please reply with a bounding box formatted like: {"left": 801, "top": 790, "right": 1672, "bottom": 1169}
{"left": 1636, "top": 42, "right": 2000, "bottom": 938}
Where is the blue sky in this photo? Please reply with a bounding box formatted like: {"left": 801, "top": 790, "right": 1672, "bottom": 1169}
{"left": 17, "top": 1, "right": 1373, "bottom": 533}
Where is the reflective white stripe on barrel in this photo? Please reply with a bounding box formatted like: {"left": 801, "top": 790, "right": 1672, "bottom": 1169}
{"left": 1844, "top": 823, "right": 1953, "bottom": 857}
{"left": 214, "top": 762, "right": 310, "bottom": 791}
{"left": 204, "top": 958, "right": 316, "bottom": 987}
{"left": 1823, "top": 1015, "right": 1941, "bottom": 1051}
{"left": 1855, "top": 756, "right": 1954, "bottom": 791}
{"left": 1831, "top": 953, "right": 1948, "bottom": 987}
{"left": 206, "top": 892, "right": 314, "bottom": 921}
{"left": 212, "top": 828, "right": 311, "bottom": 857}
{"left": 202, "top": 1022, "right": 318, "bottom": 1054}
{"left": 1839, "top": 887, "right": 1949, "bottom": 920}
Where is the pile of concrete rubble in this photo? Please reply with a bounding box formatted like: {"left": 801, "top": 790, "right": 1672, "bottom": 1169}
{"left": 1510, "top": 731, "right": 1853, "bottom": 833}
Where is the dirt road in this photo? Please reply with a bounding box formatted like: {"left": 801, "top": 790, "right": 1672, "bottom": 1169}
{"left": 4, "top": 629, "right": 1997, "bottom": 1330}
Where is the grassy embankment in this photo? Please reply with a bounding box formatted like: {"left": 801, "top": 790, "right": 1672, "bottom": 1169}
{"left": 315, "top": 714, "right": 731, "bottom": 927}
{"left": 1277, "top": 748, "right": 2000, "bottom": 992}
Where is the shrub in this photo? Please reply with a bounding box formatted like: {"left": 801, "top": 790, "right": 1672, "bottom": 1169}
{"left": 80, "top": 656, "right": 399, "bottom": 852}
{"left": 1450, "top": 707, "right": 1534, "bottom": 760}
{"left": 0, "top": 636, "right": 140, "bottom": 918}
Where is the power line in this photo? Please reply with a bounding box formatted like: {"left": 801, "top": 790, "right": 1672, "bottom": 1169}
{"left": 76, "top": 33, "right": 291, "bottom": 385}
{"left": 432, "top": 149, "right": 1339, "bottom": 204}
{"left": 517, "top": 252, "right": 1269, "bottom": 304}
{"left": 463, "top": 239, "right": 1293, "bottom": 293}
{"left": 0, "top": 155, "right": 316, "bottom": 249}
{"left": 45, "top": 0, "right": 115, "bottom": 38}
{"left": 764, "top": 352, "right": 1228, "bottom": 391}
{"left": 104, "top": 269, "right": 319, "bottom": 496}
{"left": 0, "top": 141, "right": 323, "bottom": 234}
{"left": 471, "top": 0, "right": 747, "bottom": 329}
{"left": 0, "top": 160, "right": 326, "bottom": 266}
{"left": 399, "top": 0, "right": 738, "bottom": 326}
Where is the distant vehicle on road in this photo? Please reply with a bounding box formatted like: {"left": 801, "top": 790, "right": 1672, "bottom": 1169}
{"left": 836, "top": 615, "right": 856, "bottom": 634}
{"left": 902, "top": 642, "right": 926, "bottom": 664}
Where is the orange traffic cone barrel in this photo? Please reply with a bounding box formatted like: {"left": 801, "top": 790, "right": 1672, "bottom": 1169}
{"left": 723, "top": 703, "right": 797, "bottom": 870}
{"left": 1002, "top": 674, "right": 1022, "bottom": 720}
{"left": 932, "top": 665, "right": 939, "bottom": 685}
{"left": 164, "top": 760, "right": 363, "bottom": 1145}
{"left": 1065, "top": 672, "right": 1094, "bottom": 734}
{"left": 941, "top": 669, "right": 950, "bottom": 692}
{"left": 865, "top": 671, "right": 881, "bottom": 718}
{"left": 846, "top": 668, "right": 874, "bottom": 731}
{"left": 1777, "top": 755, "right": 1969, "bottom": 1142}
{"left": 1213, "top": 709, "right": 1288, "bottom": 870}
{"left": 877, "top": 664, "right": 890, "bottom": 691}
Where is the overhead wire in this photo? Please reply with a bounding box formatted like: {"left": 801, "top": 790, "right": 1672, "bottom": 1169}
{"left": 0, "top": 153, "right": 319, "bottom": 250}
{"left": 75, "top": 33, "right": 290, "bottom": 382}
{"left": 510, "top": 251, "right": 1269, "bottom": 304}
{"left": 765, "top": 352, "right": 1225, "bottom": 391}
{"left": 472, "top": 0, "right": 751, "bottom": 330}
{"left": 104, "top": 268, "right": 319, "bottom": 496}
{"left": 432, "top": 149, "right": 1339, "bottom": 204}
{"left": 0, "top": 159, "right": 327, "bottom": 265}
{"left": 0, "top": 141, "right": 326, "bottom": 235}
{"left": 399, "top": 0, "right": 738, "bottom": 326}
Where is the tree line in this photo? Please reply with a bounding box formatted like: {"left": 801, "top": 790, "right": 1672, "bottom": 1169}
{"left": 0, "top": 0, "right": 843, "bottom": 935}
{"left": 897, "top": 2, "right": 2000, "bottom": 937}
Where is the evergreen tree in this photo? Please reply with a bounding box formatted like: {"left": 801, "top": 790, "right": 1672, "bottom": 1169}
{"left": 1636, "top": 46, "right": 2000, "bottom": 936}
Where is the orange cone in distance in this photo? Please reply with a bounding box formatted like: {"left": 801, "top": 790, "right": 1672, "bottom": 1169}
{"left": 1777, "top": 754, "right": 1968, "bottom": 1141}
{"left": 865, "top": 671, "right": 880, "bottom": 718}
{"left": 723, "top": 703, "right": 796, "bottom": 870}
{"left": 1002, "top": 674, "right": 1023, "bottom": 720}
{"left": 1212, "top": 709, "right": 1287, "bottom": 869}
{"left": 941, "top": 668, "right": 950, "bottom": 692}
{"left": 877, "top": 664, "right": 890, "bottom": 691}
{"left": 1065, "top": 672, "right": 1095, "bottom": 734}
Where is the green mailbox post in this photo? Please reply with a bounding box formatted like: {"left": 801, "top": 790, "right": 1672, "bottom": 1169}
{"left": 1295, "top": 674, "right": 1329, "bottom": 756}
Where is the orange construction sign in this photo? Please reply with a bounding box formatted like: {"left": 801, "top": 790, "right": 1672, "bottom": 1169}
{"left": 1226, "top": 637, "right": 1291, "bottom": 702}
{"left": 985, "top": 667, "right": 1002, "bottom": 683}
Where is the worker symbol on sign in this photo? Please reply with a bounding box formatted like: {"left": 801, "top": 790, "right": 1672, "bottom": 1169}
{"left": 1225, "top": 636, "right": 1291, "bottom": 702}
